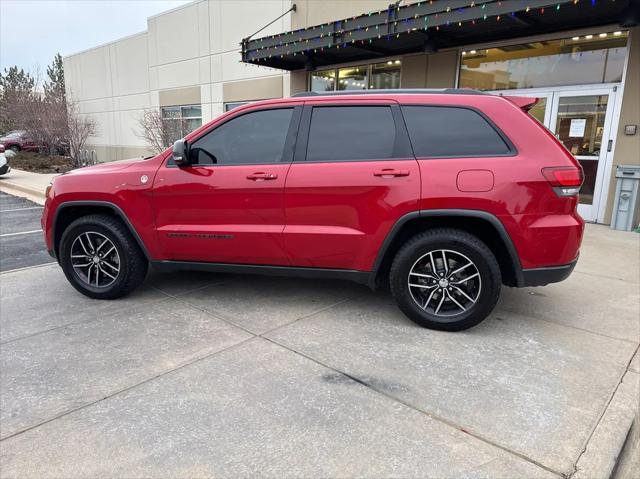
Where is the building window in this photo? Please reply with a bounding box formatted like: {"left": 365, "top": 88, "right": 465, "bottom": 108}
{"left": 371, "top": 60, "right": 402, "bottom": 89}
{"left": 161, "top": 104, "right": 202, "bottom": 143}
{"left": 309, "top": 59, "right": 401, "bottom": 92}
{"left": 459, "top": 31, "right": 628, "bottom": 91}
{"left": 338, "top": 65, "right": 368, "bottom": 90}
{"left": 310, "top": 70, "right": 336, "bottom": 92}
{"left": 224, "top": 101, "right": 250, "bottom": 111}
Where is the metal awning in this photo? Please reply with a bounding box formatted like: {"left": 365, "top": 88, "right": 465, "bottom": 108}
{"left": 241, "top": 0, "right": 635, "bottom": 71}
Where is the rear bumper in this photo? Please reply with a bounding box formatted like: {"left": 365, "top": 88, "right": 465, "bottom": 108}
{"left": 521, "top": 258, "right": 577, "bottom": 287}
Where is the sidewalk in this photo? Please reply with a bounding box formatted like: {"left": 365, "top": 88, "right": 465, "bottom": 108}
{"left": 0, "top": 169, "right": 58, "bottom": 205}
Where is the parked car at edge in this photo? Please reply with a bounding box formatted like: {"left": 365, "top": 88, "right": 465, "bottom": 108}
{"left": 0, "top": 130, "right": 39, "bottom": 153}
{"left": 0, "top": 144, "right": 9, "bottom": 176}
{"left": 41, "top": 89, "right": 584, "bottom": 331}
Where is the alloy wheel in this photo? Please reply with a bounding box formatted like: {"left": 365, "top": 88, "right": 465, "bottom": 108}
{"left": 407, "top": 249, "right": 481, "bottom": 318}
{"left": 70, "top": 231, "right": 121, "bottom": 288}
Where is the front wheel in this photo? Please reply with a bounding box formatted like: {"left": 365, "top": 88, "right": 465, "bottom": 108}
{"left": 389, "top": 228, "right": 501, "bottom": 331}
{"left": 59, "top": 214, "right": 148, "bottom": 299}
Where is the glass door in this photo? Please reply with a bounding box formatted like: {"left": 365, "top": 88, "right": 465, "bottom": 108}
{"left": 549, "top": 88, "right": 616, "bottom": 222}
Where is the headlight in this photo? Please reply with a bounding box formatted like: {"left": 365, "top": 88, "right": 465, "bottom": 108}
{"left": 45, "top": 182, "right": 53, "bottom": 198}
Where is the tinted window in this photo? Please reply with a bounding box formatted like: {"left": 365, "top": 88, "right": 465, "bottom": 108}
{"left": 306, "top": 106, "right": 397, "bottom": 162}
{"left": 189, "top": 108, "right": 293, "bottom": 165}
{"left": 402, "top": 106, "right": 511, "bottom": 157}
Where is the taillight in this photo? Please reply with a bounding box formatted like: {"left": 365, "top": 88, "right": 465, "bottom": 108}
{"left": 542, "top": 167, "right": 583, "bottom": 197}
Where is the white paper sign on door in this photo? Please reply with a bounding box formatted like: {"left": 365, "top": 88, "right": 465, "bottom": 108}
{"left": 569, "top": 118, "right": 586, "bottom": 137}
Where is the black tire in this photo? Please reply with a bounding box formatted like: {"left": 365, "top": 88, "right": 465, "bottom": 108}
{"left": 9, "top": 145, "right": 20, "bottom": 153}
{"left": 389, "top": 228, "right": 501, "bottom": 331}
{"left": 59, "top": 214, "right": 148, "bottom": 299}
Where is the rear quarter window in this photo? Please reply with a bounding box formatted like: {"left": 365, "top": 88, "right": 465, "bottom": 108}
{"left": 401, "top": 105, "right": 512, "bottom": 157}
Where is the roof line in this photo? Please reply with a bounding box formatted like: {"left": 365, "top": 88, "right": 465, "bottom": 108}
{"left": 291, "top": 88, "right": 487, "bottom": 98}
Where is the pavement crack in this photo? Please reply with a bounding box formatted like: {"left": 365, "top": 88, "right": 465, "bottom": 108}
{"left": 0, "top": 335, "right": 256, "bottom": 443}
{"left": 264, "top": 335, "right": 565, "bottom": 478}
{"left": 566, "top": 351, "right": 638, "bottom": 479}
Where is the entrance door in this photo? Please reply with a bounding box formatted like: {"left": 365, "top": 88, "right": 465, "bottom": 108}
{"left": 549, "top": 88, "right": 617, "bottom": 222}
{"left": 491, "top": 86, "right": 618, "bottom": 222}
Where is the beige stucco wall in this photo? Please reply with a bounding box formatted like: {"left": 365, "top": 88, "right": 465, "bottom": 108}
{"left": 223, "top": 76, "right": 283, "bottom": 102}
{"left": 65, "top": 0, "right": 293, "bottom": 162}
{"left": 158, "top": 87, "right": 202, "bottom": 107}
{"left": 604, "top": 26, "right": 640, "bottom": 226}
{"left": 291, "top": 0, "right": 389, "bottom": 30}
{"left": 64, "top": 31, "right": 153, "bottom": 159}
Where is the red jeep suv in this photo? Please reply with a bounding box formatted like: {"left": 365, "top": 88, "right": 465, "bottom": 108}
{"left": 42, "top": 90, "right": 584, "bottom": 331}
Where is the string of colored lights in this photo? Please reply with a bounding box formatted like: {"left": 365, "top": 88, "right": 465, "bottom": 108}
{"left": 241, "top": 0, "right": 613, "bottom": 64}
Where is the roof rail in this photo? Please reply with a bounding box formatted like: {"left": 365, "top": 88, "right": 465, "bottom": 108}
{"left": 291, "top": 88, "right": 486, "bottom": 98}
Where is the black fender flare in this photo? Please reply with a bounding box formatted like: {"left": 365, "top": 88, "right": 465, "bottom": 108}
{"left": 371, "top": 209, "right": 524, "bottom": 287}
{"left": 52, "top": 200, "right": 151, "bottom": 260}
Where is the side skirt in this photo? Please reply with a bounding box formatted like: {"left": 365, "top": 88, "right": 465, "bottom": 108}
{"left": 151, "top": 260, "right": 373, "bottom": 286}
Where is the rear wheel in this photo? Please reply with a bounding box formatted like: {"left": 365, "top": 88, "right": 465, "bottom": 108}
{"left": 9, "top": 145, "right": 20, "bottom": 153}
{"left": 389, "top": 228, "right": 501, "bottom": 331}
{"left": 59, "top": 214, "right": 147, "bottom": 299}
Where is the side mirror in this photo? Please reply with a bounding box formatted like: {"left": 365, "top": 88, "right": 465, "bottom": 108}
{"left": 172, "top": 139, "right": 189, "bottom": 166}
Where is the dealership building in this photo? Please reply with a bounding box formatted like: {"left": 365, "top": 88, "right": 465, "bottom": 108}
{"left": 64, "top": 0, "right": 639, "bottom": 224}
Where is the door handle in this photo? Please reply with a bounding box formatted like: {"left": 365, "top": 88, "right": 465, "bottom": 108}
{"left": 246, "top": 172, "right": 278, "bottom": 181}
{"left": 373, "top": 169, "right": 410, "bottom": 177}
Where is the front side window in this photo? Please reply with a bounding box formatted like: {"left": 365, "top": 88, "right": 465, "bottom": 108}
{"left": 402, "top": 106, "right": 511, "bottom": 157}
{"left": 306, "top": 106, "right": 397, "bottom": 162}
{"left": 161, "top": 105, "right": 202, "bottom": 144}
{"left": 189, "top": 108, "right": 293, "bottom": 165}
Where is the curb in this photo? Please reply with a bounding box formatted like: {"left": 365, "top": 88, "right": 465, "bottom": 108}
{"left": 573, "top": 371, "right": 639, "bottom": 479}
{"left": 0, "top": 180, "right": 46, "bottom": 205}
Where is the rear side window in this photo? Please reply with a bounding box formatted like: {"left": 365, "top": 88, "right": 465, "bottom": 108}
{"left": 402, "top": 106, "right": 512, "bottom": 157}
{"left": 306, "top": 106, "right": 397, "bottom": 162}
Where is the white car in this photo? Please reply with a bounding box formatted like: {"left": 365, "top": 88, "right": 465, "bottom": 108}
{"left": 0, "top": 144, "right": 10, "bottom": 176}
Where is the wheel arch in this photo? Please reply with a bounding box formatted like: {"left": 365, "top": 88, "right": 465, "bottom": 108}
{"left": 53, "top": 201, "right": 151, "bottom": 260}
{"left": 372, "top": 210, "right": 523, "bottom": 288}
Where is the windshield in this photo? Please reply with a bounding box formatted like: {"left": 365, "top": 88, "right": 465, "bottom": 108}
{"left": 2, "top": 130, "right": 25, "bottom": 139}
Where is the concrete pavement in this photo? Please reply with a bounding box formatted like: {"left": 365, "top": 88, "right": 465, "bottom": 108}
{"left": 0, "top": 168, "right": 57, "bottom": 205}
{"left": 0, "top": 222, "right": 638, "bottom": 478}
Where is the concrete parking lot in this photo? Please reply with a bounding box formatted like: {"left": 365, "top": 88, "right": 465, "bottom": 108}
{"left": 0, "top": 191, "right": 638, "bottom": 478}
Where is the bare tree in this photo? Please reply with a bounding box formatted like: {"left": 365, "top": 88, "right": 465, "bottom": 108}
{"left": 137, "top": 108, "right": 184, "bottom": 154}
{"left": 67, "top": 101, "right": 97, "bottom": 167}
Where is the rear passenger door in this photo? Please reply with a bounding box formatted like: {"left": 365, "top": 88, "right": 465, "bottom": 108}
{"left": 283, "top": 101, "right": 420, "bottom": 272}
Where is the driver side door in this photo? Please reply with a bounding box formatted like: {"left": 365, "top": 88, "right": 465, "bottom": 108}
{"left": 151, "top": 105, "right": 302, "bottom": 265}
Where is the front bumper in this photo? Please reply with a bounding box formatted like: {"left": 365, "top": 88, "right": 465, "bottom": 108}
{"left": 521, "top": 258, "right": 578, "bottom": 287}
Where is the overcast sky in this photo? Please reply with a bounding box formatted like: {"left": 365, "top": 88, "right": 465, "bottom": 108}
{"left": 0, "top": 0, "right": 191, "bottom": 74}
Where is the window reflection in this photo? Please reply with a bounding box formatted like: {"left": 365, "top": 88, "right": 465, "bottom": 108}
{"left": 310, "top": 70, "right": 336, "bottom": 92}
{"left": 370, "top": 60, "right": 401, "bottom": 89}
{"left": 527, "top": 98, "right": 547, "bottom": 125}
{"left": 338, "top": 66, "right": 368, "bottom": 90}
{"left": 460, "top": 33, "right": 628, "bottom": 90}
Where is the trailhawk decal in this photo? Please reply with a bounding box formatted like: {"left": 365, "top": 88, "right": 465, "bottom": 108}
{"left": 166, "top": 233, "right": 234, "bottom": 240}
